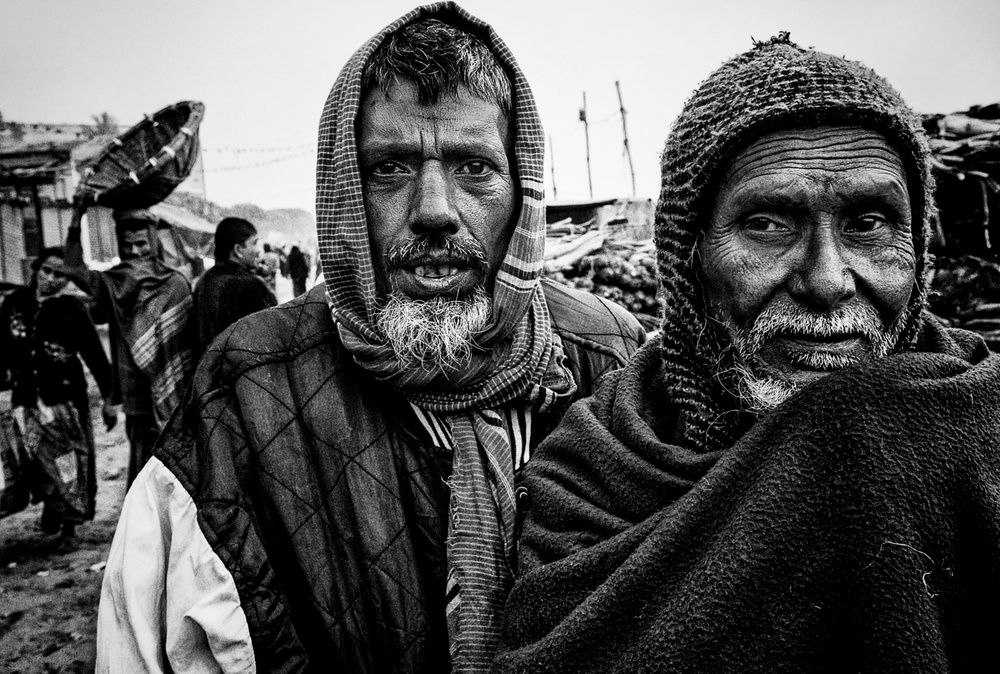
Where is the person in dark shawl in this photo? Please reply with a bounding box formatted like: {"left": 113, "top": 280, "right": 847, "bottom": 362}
{"left": 286, "top": 244, "right": 310, "bottom": 297}
{"left": 0, "top": 247, "right": 116, "bottom": 547}
{"left": 493, "top": 35, "right": 1000, "bottom": 673}
{"left": 194, "top": 216, "right": 276, "bottom": 353}
{"left": 95, "top": 4, "right": 645, "bottom": 672}
{"left": 66, "top": 209, "right": 197, "bottom": 486}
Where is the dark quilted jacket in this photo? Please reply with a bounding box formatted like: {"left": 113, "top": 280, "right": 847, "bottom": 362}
{"left": 154, "top": 280, "right": 644, "bottom": 673}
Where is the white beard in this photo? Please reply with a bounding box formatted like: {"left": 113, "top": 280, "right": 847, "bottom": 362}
{"left": 373, "top": 286, "right": 492, "bottom": 372}
{"left": 727, "top": 301, "right": 907, "bottom": 414}
{"left": 731, "top": 359, "right": 800, "bottom": 415}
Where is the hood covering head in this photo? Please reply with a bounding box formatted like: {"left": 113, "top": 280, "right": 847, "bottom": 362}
{"left": 655, "top": 33, "right": 936, "bottom": 452}
{"left": 313, "top": 4, "right": 574, "bottom": 668}
{"left": 315, "top": 1, "right": 559, "bottom": 407}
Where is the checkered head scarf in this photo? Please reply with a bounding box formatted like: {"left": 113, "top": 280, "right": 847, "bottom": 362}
{"left": 315, "top": 3, "right": 574, "bottom": 668}
{"left": 655, "top": 33, "right": 936, "bottom": 454}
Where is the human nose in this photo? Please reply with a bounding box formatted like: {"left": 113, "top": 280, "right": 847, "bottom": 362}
{"left": 788, "top": 228, "right": 856, "bottom": 311}
{"left": 409, "top": 162, "right": 459, "bottom": 234}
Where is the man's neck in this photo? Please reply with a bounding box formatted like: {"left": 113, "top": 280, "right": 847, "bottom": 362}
{"left": 227, "top": 254, "right": 250, "bottom": 270}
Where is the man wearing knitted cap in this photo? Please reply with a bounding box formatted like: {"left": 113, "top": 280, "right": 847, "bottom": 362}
{"left": 494, "top": 35, "right": 1000, "bottom": 673}
{"left": 65, "top": 208, "right": 197, "bottom": 487}
{"left": 95, "top": 4, "right": 644, "bottom": 673}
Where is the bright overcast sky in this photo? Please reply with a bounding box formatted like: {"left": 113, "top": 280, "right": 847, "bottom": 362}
{"left": 2, "top": 0, "right": 998, "bottom": 214}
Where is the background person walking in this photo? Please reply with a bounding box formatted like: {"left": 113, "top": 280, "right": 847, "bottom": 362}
{"left": 0, "top": 247, "right": 117, "bottom": 549}
{"left": 287, "top": 244, "right": 310, "bottom": 297}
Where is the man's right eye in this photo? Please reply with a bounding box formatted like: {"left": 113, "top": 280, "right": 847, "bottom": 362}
{"left": 742, "top": 216, "right": 787, "bottom": 233}
{"left": 369, "top": 161, "right": 407, "bottom": 176}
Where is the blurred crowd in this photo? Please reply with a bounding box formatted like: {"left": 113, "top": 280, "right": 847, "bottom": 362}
{"left": 0, "top": 211, "right": 316, "bottom": 551}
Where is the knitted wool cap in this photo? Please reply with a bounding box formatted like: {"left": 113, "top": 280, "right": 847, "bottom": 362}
{"left": 654, "top": 34, "right": 936, "bottom": 452}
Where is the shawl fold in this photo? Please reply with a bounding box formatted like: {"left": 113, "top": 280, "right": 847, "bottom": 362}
{"left": 494, "top": 319, "right": 1000, "bottom": 673}
{"left": 23, "top": 401, "right": 92, "bottom": 522}
{"left": 102, "top": 259, "right": 195, "bottom": 431}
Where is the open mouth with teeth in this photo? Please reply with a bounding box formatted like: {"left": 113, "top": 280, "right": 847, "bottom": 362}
{"left": 392, "top": 258, "right": 483, "bottom": 298}
{"left": 384, "top": 236, "right": 489, "bottom": 298}
{"left": 413, "top": 264, "right": 460, "bottom": 279}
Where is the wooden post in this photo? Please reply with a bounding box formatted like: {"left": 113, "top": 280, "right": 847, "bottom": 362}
{"left": 30, "top": 184, "right": 44, "bottom": 256}
{"left": 69, "top": 199, "right": 85, "bottom": 230}
{"left": 616, "top": 80, "right": 637, "bottom": 198}
{"left": 580, "top": 92, "right": 594, "bottom": 199}
{"left": 548, "top": 133, "right": 558, "bottom": 201}
{"left": 0, "top": 196, "right": 6, "bottom": 282}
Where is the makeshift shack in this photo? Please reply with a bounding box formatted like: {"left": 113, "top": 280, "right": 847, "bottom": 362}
{"left": 0, "top": 121, "right": 211, "bottom": 287}
{"left": 544, "top": 197, "right": 660, "bottom": 331}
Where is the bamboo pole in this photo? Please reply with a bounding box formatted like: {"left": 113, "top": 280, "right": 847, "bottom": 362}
{"left": 616, "top": 80, "right": 636, "bottom": 198}
{"left": 548, "top": 133, "right": 558, "bottom": 201}
{"left": 580, "top": 92, "right": 593, "bottom": 199}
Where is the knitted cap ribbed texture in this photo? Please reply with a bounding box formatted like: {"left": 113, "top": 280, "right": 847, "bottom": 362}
{"left": 655, "top": 34, "right": 935, "bottom": 453}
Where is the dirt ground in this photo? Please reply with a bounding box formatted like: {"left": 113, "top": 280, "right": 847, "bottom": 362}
{"left": 0, "top": 272, "right": 303, "bottom": 673}
{"left": 0, "top": 389, "right": 128, "bottom": 674}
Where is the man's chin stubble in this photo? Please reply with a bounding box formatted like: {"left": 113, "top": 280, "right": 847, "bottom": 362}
{"left": 728, "top": 357, "right": 801, "bottom": 415}
{"left": 730, "top": 338, "right": 896, "bottom": 414}
{"left": 373, "top": 286, "right": 491, "bottom": 372}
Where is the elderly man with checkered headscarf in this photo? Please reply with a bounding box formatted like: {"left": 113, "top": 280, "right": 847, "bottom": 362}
{"left": 95, "top": 4, "right": 645, "bottom": 672}
{"left": 493, "top": 35, "right": 1000, "bottom": 673}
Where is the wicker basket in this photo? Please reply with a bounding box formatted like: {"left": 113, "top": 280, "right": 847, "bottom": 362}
{"left": 74, "top": 100, "right": 205, "bottom": 211}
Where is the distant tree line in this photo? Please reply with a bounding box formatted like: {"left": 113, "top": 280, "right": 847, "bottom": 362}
{"left": 84, "top": 112, "right": 120, "bottom": 139}
{"left": 0, "top": 110, "right": 120, "bottom": 144}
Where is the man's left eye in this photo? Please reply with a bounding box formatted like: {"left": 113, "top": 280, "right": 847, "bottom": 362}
{"left": 845, "top": 214, "right": 888, "bottom": 233}
{"left": 457, "top": 160, "right": 492, "bottom": 175}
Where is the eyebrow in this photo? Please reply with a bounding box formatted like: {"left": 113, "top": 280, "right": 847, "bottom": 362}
{"left": 722, "top": 190, "right": 813, "bottom": 221}
{"left": 728, "top": 175, "right": 910, "bottom": 210}
{"left": 359, "top": 135, "right": 507, "bottom": 157}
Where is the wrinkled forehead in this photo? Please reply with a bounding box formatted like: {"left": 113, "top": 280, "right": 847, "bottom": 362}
{"left": 709, "top": 125, "right": 914, "bottom": 225}
{"left": 715, "top": 126, "right": 910, "bottom": 211}
{"left": 357, "top": 78, "right": 512, "bottom": 152}
{"left": 722, "top": 126, "right": 906, "bottom": 182}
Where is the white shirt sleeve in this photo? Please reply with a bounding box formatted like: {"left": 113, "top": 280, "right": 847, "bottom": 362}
{"left": 96, "top": 457, "right": 256, "bottom": 673}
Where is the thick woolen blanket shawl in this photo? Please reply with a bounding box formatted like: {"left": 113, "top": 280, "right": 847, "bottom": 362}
{"left": 494, "top": 320, "right": 1000, "bottom": 673}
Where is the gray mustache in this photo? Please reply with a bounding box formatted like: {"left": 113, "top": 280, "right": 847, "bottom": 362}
{"left": 742, "top": 302, "right": 887, "bottom": 350}
{"left": 384, "top": 236, "right": 488, "bottom": 271}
